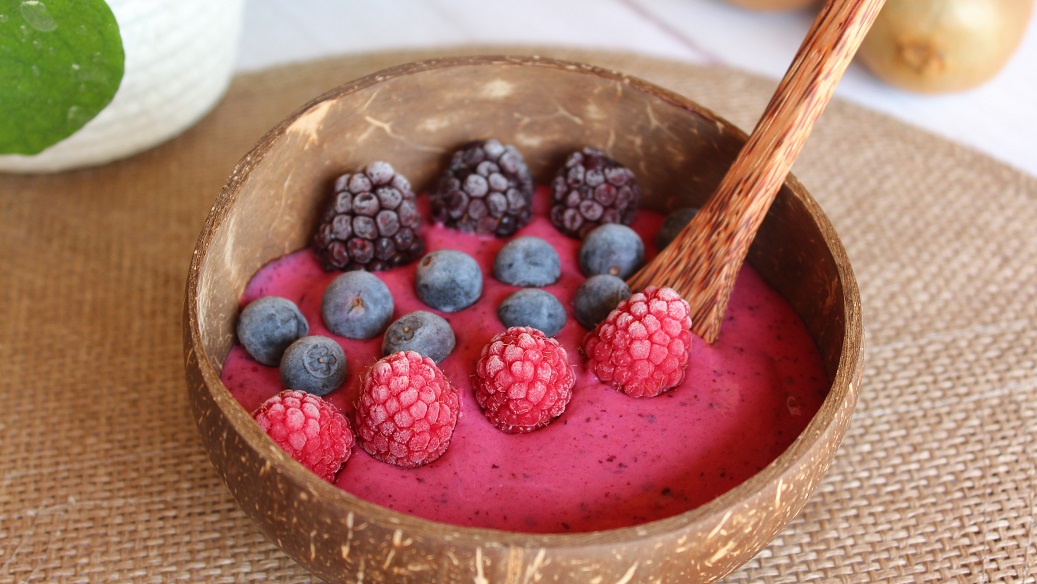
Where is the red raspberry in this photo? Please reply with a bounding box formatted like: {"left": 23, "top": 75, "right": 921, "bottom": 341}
{"left": 583, "top": 286, "right": 692, "bottom": 398}
{"left": 355, "top": 351, "right": 460, "bottom": 468}
{"left": 252, "top": 390, "right": 355, "bottom": 482}
{"left": 475, "top": 327, "right": 575, "bottom": 433}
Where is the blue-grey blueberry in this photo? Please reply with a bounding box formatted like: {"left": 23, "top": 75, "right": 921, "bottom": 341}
{"left": 574, "top": 274, "right": 631, "bottom": 329}
{"left": 656, "top": 207, "right": 699, "bottom": 250}
{"left": 236, "top": 296, "right": 309, "bottom": 366}
{"left": 279, "top": 335, "right": 347, "bottom": 396}
{"left": 414, "top": 249, "right": 482, "bottom": 312}
{"left": 493, "top": 236, "right": 561, "bottom": 286}
{"left": 381, "top": 310, "right": 456, "bottom": 363}
{"left": 497, "top": 288, "right": 567, "bottom": 337}
{"left": 321, "top": 270, "right": 394, "bottom": 339}
{"left": 578, "top": 223, "right": 645, "bottom": 279}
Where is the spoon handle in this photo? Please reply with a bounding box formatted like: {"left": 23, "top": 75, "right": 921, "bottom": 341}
{"left": 628, "top": 0, "right": 885, "bottom": 343}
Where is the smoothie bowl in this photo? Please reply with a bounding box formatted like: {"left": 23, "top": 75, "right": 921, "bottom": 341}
{"left": 183, "top": 56, "right": 863, "bottom": 582}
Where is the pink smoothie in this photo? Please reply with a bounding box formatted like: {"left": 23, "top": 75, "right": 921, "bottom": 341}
{"left": 221, "top": 190, "right": 828, "bottom": 534}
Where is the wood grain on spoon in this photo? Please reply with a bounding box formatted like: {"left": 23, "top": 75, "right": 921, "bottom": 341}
{"left": 627, "top": 0, "right": 885, "bottom": 343}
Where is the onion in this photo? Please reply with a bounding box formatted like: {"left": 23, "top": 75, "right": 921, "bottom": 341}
{"left": 858, "top": 0, "right": 1034, "bottom": 93}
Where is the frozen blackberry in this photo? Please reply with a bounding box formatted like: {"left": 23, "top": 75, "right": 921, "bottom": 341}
{"left": 312, "top": 161, "right": 425, "bottom": 272}
{"left": 550, "top": 148, "right": 641, "bottom": 239}
{"left": 497, "top": 289, "right": 567, "bottom": 337}
{"left": 578, "top": 223, "right": 645, "bottom": 279}
{"left": 415, "top": 250, "right": 482, "bottom": 312}
{"left": 573, "top": 274, "right": 631, "bottom": 329}
{"left": 236, "top": 296, "right": 309, "bottom": 366}
{"left": 656, "top": 207, "right": 699, "bottom": 250}
{"left": 322, "top": 271, "right": 394, "bottom": 340}
{"left": 430, "top": 139, "right": 534, "bottom": 237}
{"left": 279, "top": 336, "right": 347, "bottom": 396}
{"left": 493, "top": 236, "right": 561, "bottom": 287}
{"left": 382, "top": 311, "right": 456, "bottom": 363}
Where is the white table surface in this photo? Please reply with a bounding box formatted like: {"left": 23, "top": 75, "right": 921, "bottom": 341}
{"left": 235, "top": 0, "right": 1037, "bottom": 178}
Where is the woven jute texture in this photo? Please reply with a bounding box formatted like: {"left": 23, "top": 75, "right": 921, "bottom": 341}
{"left": 2, "top": 48, "right": 1034, "bottom": 583}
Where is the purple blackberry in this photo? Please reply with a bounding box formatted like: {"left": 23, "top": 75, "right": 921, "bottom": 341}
{"left": 430, "top": 139, "right": 534, "bottom": 237}
{"left": 549, "top": 148, "right": 641, "bottom": 239}
{"left": 312, "top": 161, "right": 425, "bottom": 272}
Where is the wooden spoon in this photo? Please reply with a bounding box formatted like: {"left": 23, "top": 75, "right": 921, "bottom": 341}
{"left": 627, "top": 0, "right": 885, "bottom": 344}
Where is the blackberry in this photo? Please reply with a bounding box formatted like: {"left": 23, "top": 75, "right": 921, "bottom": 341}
{"left": 550, "top": 148, "right": 641, "bottom": 239}
{"left": 430, "top": 139, "right": 534, "bottom": 237}
{"left": 312, "top": 161, "right": 425, "bottom": 272}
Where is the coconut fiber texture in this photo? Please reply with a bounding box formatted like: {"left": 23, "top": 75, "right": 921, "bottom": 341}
{"left": 1, "top": 48, "right": 1034, "bottom": 582}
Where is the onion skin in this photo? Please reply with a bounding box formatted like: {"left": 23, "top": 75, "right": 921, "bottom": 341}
{"left": 858, "top": 0, "right": 1034, "bottom": 93}
{"left": 726, "top": 0, "right": 818, "bottom": 10}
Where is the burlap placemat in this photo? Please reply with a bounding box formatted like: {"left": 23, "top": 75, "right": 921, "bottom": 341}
{"left": 2, "top": 47, "right": 1034, "bottom": 582}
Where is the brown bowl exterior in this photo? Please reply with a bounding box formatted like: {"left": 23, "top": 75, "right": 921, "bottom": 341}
{"left": 183, "top": 56, "right": 863, "bottom": 583}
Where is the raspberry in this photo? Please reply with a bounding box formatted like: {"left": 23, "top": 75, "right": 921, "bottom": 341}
{"left": 475, "top": 327, "right": 575, "bottom": 434}
{"left": 583, "top": 287, "right": 692, "bottom": 398}
{"left": 252, "top": 390, "right": 354, "bottom": 482}
{"left": 550, "top": 148, "right": 641, "bottom": 239}
{"left": 312, "top": 161, "right": 425, "bottom": 272}
{"left": 355, "top": 351, "right": 459, "bottom": 468}
{"left": 430, "top": 139, "right": 534, "bottom": 237}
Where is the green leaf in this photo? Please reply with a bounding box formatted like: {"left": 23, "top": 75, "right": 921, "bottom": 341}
{"left": 0, "top": 0, "right": 124, "bottom": 155}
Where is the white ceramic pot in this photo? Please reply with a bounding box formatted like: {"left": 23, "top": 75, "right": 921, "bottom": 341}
{"left": 0, "top": 0, "right": 244, "bottom": 173}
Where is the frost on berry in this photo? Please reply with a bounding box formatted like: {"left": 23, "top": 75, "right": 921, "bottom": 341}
{"left": 355, "top": 351, "right": 459, "bottom": 468}
{"left": 549, "top": 148, "right": 641, "bottom": 239}
{"left": 312, "top": 162, "right": 424, "bottom": 272}
{"left": 430, "top": 140, "right": 534, "bottom": 237}
{"left": 252, "top": 390, "right": 354, "bottom": 482}
{"left": 475, "top": 327, "right": 575, "bottom": 434}
{"left": 584, "top": 287, "right": 692, "bottom": 398}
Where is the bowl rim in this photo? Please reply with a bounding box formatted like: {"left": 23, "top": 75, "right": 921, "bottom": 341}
{"left": 185, "top": 54, "right": 864, "bottom": 550}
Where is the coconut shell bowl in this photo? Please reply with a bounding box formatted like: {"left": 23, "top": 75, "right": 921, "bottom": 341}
{"left": 183, "top": 55, "right": 863, "bottom": 583}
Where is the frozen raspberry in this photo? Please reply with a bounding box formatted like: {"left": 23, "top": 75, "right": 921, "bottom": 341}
{"left": 312, "top": 161, "right": 425, "bottom": 272}
{"left": 583, "top": 287, "right": 692, "bottom": 398}
{"left": 475, "top": 327, "right": 575, "bottom": 434}
{"left": 550, "top": 148, "right": 641, "bottom": 239}
{"left": 252, "top": 390, "right": 354, "bottom": 482}
{"left": 355, "top": 351, "right": 459, "bottom": 468}
{"left": 430, "top": 139, "right": 534, "bottom": 237}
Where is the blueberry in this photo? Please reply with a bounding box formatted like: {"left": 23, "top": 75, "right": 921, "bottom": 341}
{"left": 574, "top": 274, "right": 631, "bottom": 329}
{"left": 656, "top": 207, "right": 699, "bottom": 250}
{"left": 578, "top": 223, "right": 645, "bottom": 279}
{"left": 415, "top": 250, "right": 482, "bottom": 312}
{"left": 321, "top": 271, "right": 394, "bottom": 339}
{"left": 236, "top": 296, "right": 309, "bottom": 366}
{"left": 382, "top": 310, "right": 456, "bottom": 363}
{"left": 279, "top": 335, "right": 347, "bottom": 396}
{"left": 497, "top": 289, "right": 567, "bottom": 337}
{"left": 493, "top": 236, "right": 561, "bottom": 287}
